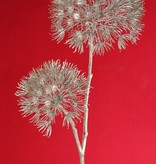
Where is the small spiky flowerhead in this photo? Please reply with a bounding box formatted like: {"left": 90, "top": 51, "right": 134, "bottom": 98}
{"left": 15, "top": 60, "right": 87, "bottom": 137}
{"left": 49, "top": 0, "right": 144, "bottom": 54}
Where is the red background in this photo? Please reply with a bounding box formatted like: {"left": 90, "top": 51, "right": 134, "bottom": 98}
{"left": 1, "top": 0, "right": 156, "bottom": 164}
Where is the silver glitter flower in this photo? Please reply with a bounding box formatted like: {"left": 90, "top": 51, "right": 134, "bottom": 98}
{"left": 15, "top": 60, "right": 87, "bottom": 137}
{"left": 49, "top": 0, "right": 144, "bottom": 54}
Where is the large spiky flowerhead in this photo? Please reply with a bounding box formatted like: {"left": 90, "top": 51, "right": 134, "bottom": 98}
{"left": 15, "top": 60, "right": 87, "bottom": 137}
{"left": 49, "top": 0, "right": 144, "bottom": 54}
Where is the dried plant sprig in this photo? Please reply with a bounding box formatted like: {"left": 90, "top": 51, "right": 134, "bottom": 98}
{"left": 15, "top": 60, "right": 87, "bottom": 137}
{"left": 49, "top": 0, "right": 144, "bottom": 55}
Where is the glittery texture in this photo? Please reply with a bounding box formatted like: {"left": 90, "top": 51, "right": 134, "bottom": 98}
{"left": 15, "top": 60, "right": 87, "bottom": 137}
{"left": 49, "top": 0, "right": 144, "bottom": 54}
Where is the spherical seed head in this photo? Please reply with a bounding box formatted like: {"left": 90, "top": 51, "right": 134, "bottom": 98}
{"left": 15, "top": 60, "right": 87, "bottom": 137}
{"left": 50, "top": 0, "right": 144, "bottom": 54}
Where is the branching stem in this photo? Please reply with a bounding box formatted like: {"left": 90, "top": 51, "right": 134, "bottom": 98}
{"left": 61, "top": 37, "right": 94, "bottom": 164}
{"left": 81, "top": 37, "right": 94, "bottom": 162}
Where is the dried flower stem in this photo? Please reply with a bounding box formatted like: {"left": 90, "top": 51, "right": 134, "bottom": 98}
{"left": 61, "top": 106, "right": 85, "bottom": 164}
{"left": 61, "top": 107, "right": 83, "bottom": 155}
{"left": 81, "top": 37, "right": 94, "bottom": 164}
{"left": 63, "top": 37, "right": 94, "bottom": 164}
{"left": 70, "top": 119, "right": 84, "bottom": 163}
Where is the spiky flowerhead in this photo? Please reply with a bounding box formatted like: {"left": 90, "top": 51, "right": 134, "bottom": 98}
{"left": 15, "top": 60, "right": 87, "bottom": 137}
{"left": 49, "top": 0, "right": 144, "bottom": 54}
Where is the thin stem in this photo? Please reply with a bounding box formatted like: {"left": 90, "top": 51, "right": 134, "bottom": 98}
{"left": 60, "top": 36, "right": 94, "bottom": 164}
{"left": 61, "top": 107, "right": 83, "bottom": 156}
{"left": 82, "top": 37, "right": 94, "bottom": 155}
{"left": 79, "top": 153, "right": 84, "bottom": 164}
{"left": 69, "top": 118, "right": 83, "bottom": 154}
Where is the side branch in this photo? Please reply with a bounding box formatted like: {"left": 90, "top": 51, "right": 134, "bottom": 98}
{"left": 69, "top": 118, "right": 83, "bottom": 154}
{"left": 61, "top": 107, "right": 83, "bottom": 154}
